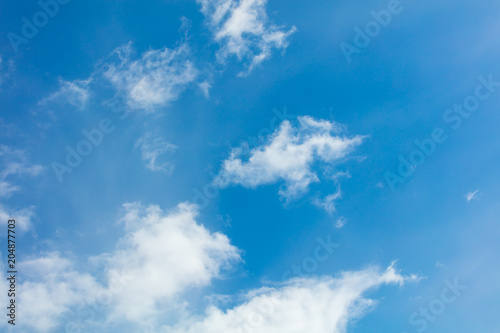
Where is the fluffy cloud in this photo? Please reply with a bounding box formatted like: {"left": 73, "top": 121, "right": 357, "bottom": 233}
{"left": 104, "top": 42, "right": 198, "bottom": 111}
{"left": 135, "top": 133, "right": 177, "bottom": 173}
{"left": 215, "top": 116, "right": 364, "bottom": 201}
{"left": 101, "top": 202, "right": 240, "bottom": 324}
{"left": 16, "top": 253, "right": 104, "bottom": 333}
{"left": 38, "top": 78, "right": 92, "bottom": 110}
{"left": 11, "top": 202, "right": 240, "bottom": 331}
{"left": 167, "top": 264, "right": 417, "bottom": 333}
{"left": 5, "top": 202, "right": 416, "bottom": 333}
{"left": 197, "top": 0, "right": 296, "bottom": 74}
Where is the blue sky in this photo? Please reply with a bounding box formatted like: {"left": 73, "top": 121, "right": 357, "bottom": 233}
{"left": 1, "top": 0, "right": 500, "bottom": 332}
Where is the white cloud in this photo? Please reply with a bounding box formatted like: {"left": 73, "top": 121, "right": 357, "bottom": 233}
{"left": 104, "top": 42, "right": 198, "bottom": 111}
{"left": 465, "top": 190, "right": 481, "bottom": 202}
{"left": 96, "top": 202, "right": 240, "bottom": 324}
{"left": 167, "top": 264, "right": 417, "bottom": 333}
{"left": 135, "top": 133, "right": 177, "bottom": 173}
{"left": 0, "top": 144, "right": 43, "bottom": 198}
{"left": 16, "top": 253, "right": 104, "bottom": 333}
{"left": 197, "top": 0, "right": 296, "bottom": 74}
{"left": 0, "top": 145, "right": 41, "bottom": 232}
{"left": 4, "top": 202, "right": 418, "bottom": 333}
{"left": 313, "top": 187, "right": 343, "bottom": 215}
{"left": 198, "top": 80, "right": 211, "bottom": 98}
{"left": 0, "top": 204, "right": 35, "bottom": 232}
{"left": 0, "top": 181, "right": 18, "bottom": 198}
{"left": 7, "top": 202, "right": 240, "bottom": 331}
{"left": 335, "top": 217, "right": 347, "bottom": 229}
{"left": 38, "top": 78, "right": 92, "bottom": 110}
{"left": 215, "top": 116, "right": 364, "bottom": 202}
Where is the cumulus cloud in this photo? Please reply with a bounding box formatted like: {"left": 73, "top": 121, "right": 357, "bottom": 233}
{"left": 38, "top": 78, "right": 92, "bottom": 110}
{"left": 101, "top": 202, "right": 240, "bottom": 324}
{"left": 197, "top": 0, "right": 296, "bottom": 74}
{"left": 4, "top": 202, "right": 417, "bottom": 333}
{"left": 7, "top": 202, "right": 240, "bottom": 331}
{"left": 16, "top": 253, "right": 105, "bottom": 333}
{"left": 135, "top": 132, "right": 177, "bottom": 173}
{"left": 104, "top": 42, "right": 198, "bottom": 111}
{"left": 167, "top": 264, "right": 417, "bottom": 333}
{"left": 215, "top": 116, "right": 365, "bottom": 202}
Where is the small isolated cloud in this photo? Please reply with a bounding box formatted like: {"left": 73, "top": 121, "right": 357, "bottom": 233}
{"left": 215, "top": 116, "right": 364, "bottom": 202}
{"left": 198, "top": 80, "right": 211, "bottom": 98}
{"left": 38, "top": 78, "right": 92, "bottom": 111}
{"left": 435, "top": 261, "right": 446, "bottom": 269}
{"left": 167, "top": 264, "right": 417, "bottom": 333}
{"left": 335, "top": 216, "right": 347, "bottom": 229}
{"left": 197, "top": 0, "right": 296, "bottom": 74}
{"left": 465, "top": 190, "right": 481, "bottom": 202}
{"left": 104, "top": 42, "right": 198, "bottom": 111}
{"left": 135, "top": 132, "right": 177, "bottom": 173}
{"left": 313, "top": 187, "right": 342, "bottom": 215}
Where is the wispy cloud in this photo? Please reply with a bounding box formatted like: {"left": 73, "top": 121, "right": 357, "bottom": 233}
{"left": 38, "top": 78, "right": 92, "bottom": 111}
{"left": 104, "top": 42, "right": 198, "bottom": 111}
{"left": 313, "top": 187, "right": 343, "bottom": 215}
{"left": 0, "top": 204, "right": 35, "bottom": 232}
{"left": 215, "top": 116, "right": 364, "bottom": 203}
{"left": 135, "top": 132, "right": 177, "bottom": 173}
{"left": 0, "top": 144, "right": 43, "bottom": 198}
{"left": 0, "top": 145, "right": 41, "bottom": 232}
{"left": 465, "top": 190, "right": 481, "bottom": 202}
{"left": 335, "top": 216, "right": 347, "bottom": 229}
{"left": 197, "top": 0, "right": 296, "bottom": 75}
{"left": 168, "top": 264, "right": 417, "bottom": 333}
